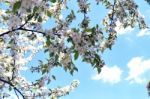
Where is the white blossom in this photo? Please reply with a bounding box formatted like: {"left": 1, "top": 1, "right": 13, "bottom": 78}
{"left": 7, "top": 15, "right": 21, "bottom": 30}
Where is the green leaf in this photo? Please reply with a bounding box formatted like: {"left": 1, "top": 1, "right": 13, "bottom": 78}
{"left": 41, "top": 64, "right": 49, "bottom": 74}
{"left": 46, "top": 36, "right": 51, "bottom": 46}
{"left": 38, "top": 16, "right": 42, "bottom": 22}
{"left": 46, "top": 11, "right": 52, "bottom": 17}
{"left": 9, "top": 86, "right": 12, "bottom": 91}
{"left": 38, "top": 60, "right": 43, "bottom": 64}
{"left": 47, "top": 79, "right": 51, "bottom": 84}
{"left": 97, "top": 67, "right": 101, "bottom": 74}
{"left": 5, "top": 1, "right": 10, "bottom": 5}
{"left": 50, "top": 52, "right": 54, "bottom": 57}
{"left": 42, "top": 69, "right": 47, "bottom": 74}
{"left": 85, "top": 28, "right": 92, "bottom": 32}
{"left": 33, "top": 6, "right": 39, "bottom": 13}
{"left": 52, "top": 75, "right": 56, "bottom": 80}
{"left": 55, "top": 54, "right": 59, "bottom": 61}
{"left": 13, "top": 1, "right": 21, "bottom": 12}
{"left": 2, "top": 15, "right": 9, "bottom": 20}
{"left": 44, "top": 49, "right": 49, "bottom": 53}
{"left": 9, "top": 39, "right": 14, "bottom": 44}
{"left": 50, "top": 0, "right": 56, "bottom": 3}
{"left": 67, "top": 37, "right": 72, "bottom": 42}
{"left": 95, "top": 54, "right": 100, "bottom": 62}
{"left": 73, "top": 67, "right": 78, "bottom": 72}
{"left": 5, "top": 10, "right": 11, "bottom": 14}
{"left": 70, "top": 70, "right": 74, "bottom": 76}
{"left": 74, "top": 50, "right": 79, "bottom": 60}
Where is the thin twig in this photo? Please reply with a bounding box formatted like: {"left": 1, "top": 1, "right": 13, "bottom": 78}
{"left": 14, "top": 88, "right": 20, "bottom": 99}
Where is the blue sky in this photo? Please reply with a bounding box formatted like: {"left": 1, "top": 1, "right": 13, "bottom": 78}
{"left": 50, "top": 1, "right": 150, "bottom": 99}
{"left": 1, "top": 0, "right": 150, "bottom": 99}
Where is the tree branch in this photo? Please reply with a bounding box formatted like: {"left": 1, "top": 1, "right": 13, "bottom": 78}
{"left": 14, "top": 88, "right": 20, "bottom": 99}
{"left": 0, "top": 12, "right": 35, "bottom": 37}
{"left": 19, "top": 28, "right": 62, "bottom": 37}
{"left": 0, "top": 78, "right": 25, "bottom": 99}
{"left": 19, "top": 28, "right": 46, "bottom": 36}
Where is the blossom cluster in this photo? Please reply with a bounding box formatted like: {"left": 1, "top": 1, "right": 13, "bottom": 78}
{"left": 51, "top": 80, "right": 80, "bottom": 98}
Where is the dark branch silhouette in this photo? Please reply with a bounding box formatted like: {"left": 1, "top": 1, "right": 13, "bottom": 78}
{"left": 0, "top": 78, "right": 25, "bottom": 99}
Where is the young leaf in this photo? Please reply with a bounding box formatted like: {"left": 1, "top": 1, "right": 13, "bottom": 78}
{"left": 97, "top": 67, "right": 101, "bottom": 74}
{"left": 42, "top": 69, "right": 47, "bottom": 74}
{"left": 50, "top": 0, "right": 56, "bottom": 3}
{"left": 74, "top": 50, "right": 79, "bottom": 60}
{"left": 13, "top": 1, "right": 21, "bottom": 12}
{"left": 46, "top": 11, "right": 52, "bottom": 17}
{"left": 52, "top": 75, "right": 56, "bottom": 80}
{"left": 73, "top": 67, "right": 78, "bottom": 72}
{"left": 38, "top": 16, "right": 42, "bottom": 22}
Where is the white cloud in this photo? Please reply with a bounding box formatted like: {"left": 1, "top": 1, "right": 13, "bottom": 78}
{"left": 126, "top": 57, "right": 150, "bottom": 84}
{"left": 92, "top": 65, "right": 122, "bottom": 84}
{"left": 137, "top": 28, "right": 150, "bottom": 37}
{"left": 115, "top": 21, "right": 134, "bottom": 35}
